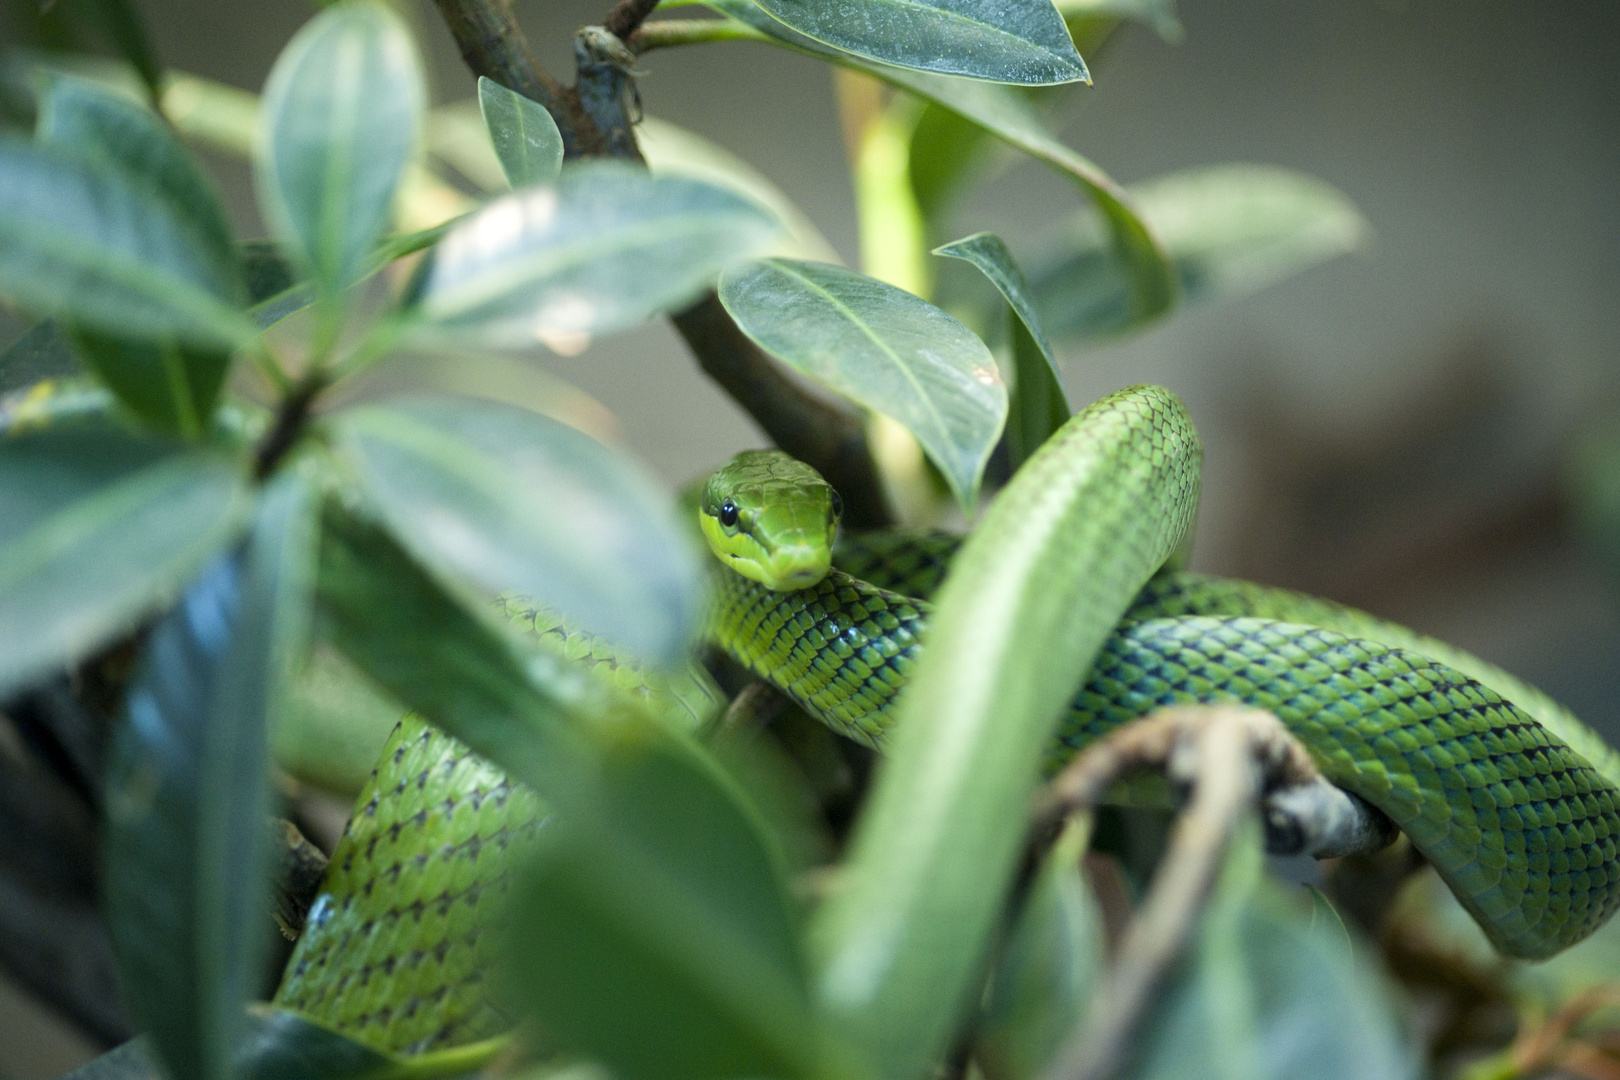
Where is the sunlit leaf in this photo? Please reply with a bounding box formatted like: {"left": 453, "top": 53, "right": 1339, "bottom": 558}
{"left": 331, "top": 395, "right": 703, "bottom": 664}
{"left": 478, "top": 76, "right": 563, "bottom": 190}
{"left": 719, "top": 257, "right": 1006, "bottom": 511}
{"left": 751, "top": 0, "right": 1087, "bottom": 85}
{"left": 501, "top": 724, "right": 832, "bottom": 1080}
{"left": 700, "top": 0, "right": 1176, "bottom": 328}
{"left": 638, "top": 115, "right": 840, "bottom": 263}
{"left": 256, "top": 1, "right": 424, "bottom": 297}
{"left": 411, "top": 161, "right": 781, "bottom": 348}
{"left": 934, "top": 232, "right": 1069, "bottom": 468}
{"left": 0, "top": 136, "right": 257, "bottom": 349}
{"left": 977, "top": 818, "right": 1104, "bottom": 1080}
{"left": 1119, "top": 832, "right": 1416, "bottom": 1080}
{"left": 102, "top": 469, "right": 318, "bottom": 1080}
{"left": 1031, "top": 164, "right": 1368, "bottom": 340}
{"left": 0, "top": 425, "right": 248, "bottom": 698}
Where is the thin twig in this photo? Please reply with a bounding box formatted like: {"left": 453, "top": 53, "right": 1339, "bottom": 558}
{"left": 252, "top": 371, "right": 326, "bottom": 481}
{"left": 1037, "top": 705, "right": 1388, "bottom": 1080}
{"left": 627, "top": 17, "right": 770, "bottom": 53}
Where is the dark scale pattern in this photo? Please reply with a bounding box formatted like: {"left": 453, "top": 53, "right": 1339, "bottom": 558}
{"left": 272, "top": 715, "right": 545, "bottom": 1053}
{"left": 833, "top": 528, "right": 962, "bottom": 599}
{"left": 1054, "top": 616, "right": 1620, "bottom": 959}
{"left": 705, "top": 564, "right": 928, "bottom": 748}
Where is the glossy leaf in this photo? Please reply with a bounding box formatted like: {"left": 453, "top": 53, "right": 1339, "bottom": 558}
{"left": 934, "top": 232, "right": 1069, "bottom": 468}
{"left": 977, "top": 818, "right": 1103, "bottom": 1080}
{"left": 0, "top": 426, "right": 248, "bottom": 698}
{"left": 257, "top": 1, "right": 424, "bottom": 296}
{"left": 412, "top": 161, "right": 781, "bottom": 347}
{"left": 502, "top": 724, "right": 830, "bottom": 1080}
{"left": 1032, "top": 164, "right": 1368, "bottom": 340}
{"left": 37, "top": 74, "right": 239, "bottom": 288}
{"left": 719, "top": 257, "right": 1006, "bottom": 511}
{"left": 102, "top": 470, "right": 318, "bottom": 1080}
{"left": 638, "top": 115, "right": 840, "bottom": 263}
{"left": 332, "top": 395, "right": 703, "bottom": 664}
{"left": 752, "top": 0, "right": 1087, "bottom": 85}
{"left": 0, "top": 136, "right": 258, "bottom": 349}
{"left": 477, "top": 76, "right": 563, "bottom": 189}
{"left": 1119, "top": 833, "right": 1416, "bottom": 1080}
{"left": 315, "top": 503, "right": 610, "bottom": 800}
{"left": 700, "top": 0, "right": 1176, "bottom": 328}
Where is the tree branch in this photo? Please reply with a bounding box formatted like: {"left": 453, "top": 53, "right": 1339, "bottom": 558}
{"left": 602, "top": 0, "right": 663, "bottom": 41}
{"left": 426, "top": 0, "right": 894, "bottom": 527}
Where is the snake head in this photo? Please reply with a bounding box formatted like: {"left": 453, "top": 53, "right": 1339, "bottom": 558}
{"left": 699, "top": 449, "right": 842, "bottom": 591}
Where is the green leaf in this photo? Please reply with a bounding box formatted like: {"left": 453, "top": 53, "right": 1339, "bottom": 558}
{"left": 1119, "top": 832, "right": 1416, "bottom": 1080}
{"left": 101, "top": 470, "right": 318, "bottom": 1080}
{"left": 700, "top": 0, "right": 1176, "bottom": 327}
{"left": 273, "top": 643, "right": 406, "bottom": 798}
{"left": 637, "top": 115, "right": 841, "bottom": 263}
{"left": 933, "top": 232, "right": 1069, "bottom": 468}
{"left": 0, "top": 426, "right": 249, "bottom": 698}
{"left": 750, "top": 0, "right": 1087, "bottom": 85}
{"left": 0, "top": 136, "right": 258, "bottom": 349}
{"left": 256, "top": 1, "right": 425, "bottom": 296}
{"left": 235, "top": 1008, "right": 399, "bottom": 1080}
{"left": 332, "top": 395, "right": 703, "bottom": 665}
{"left": 412, "top": 161, "right": 781, "bottom": 347}
{"left": 71, "top": 0, "right": 167, "bottom": 108}
{"left": 1032, "top": 164, "right": 1368, "bottom": 340}
{"left": 501, "top": 724, "right": 833, "bottom": 1080}
{"left": 1053, "top": 0, "right": 1182, "bottom": 42}
{"left": 976, "top": 818, "right": 1104, "bottom": 1080}
{"left": 719, "top": 257, "right": 1006, "bottom": 511}
{"left": 1, "top": 320, "right": 81, "bottom": 394}
{"left": 66, "top": 331, "right": 229, "bottom": 439}
{"left": 315, "top": 502, "right": 611, "bottom": 799}
{"left": 37, "top": 74, "right": 239, "bottom": 289}
{"left": 477, "top": 76, "right": 563, "bottom": 190}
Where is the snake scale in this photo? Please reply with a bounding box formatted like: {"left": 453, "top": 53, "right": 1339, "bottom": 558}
{"left": 272, "top": 385, "right": 1620, "bottom": 1055}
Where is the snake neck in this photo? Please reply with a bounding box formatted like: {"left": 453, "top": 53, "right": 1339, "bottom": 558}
{"left": 703, "top": 561, "right": 929, "bottom": 748}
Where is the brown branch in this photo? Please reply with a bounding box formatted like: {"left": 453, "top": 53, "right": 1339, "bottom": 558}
{"left": 429, "top": 0, "right": 603, "bottom": 158}
{"left": 1036, "top": 705, "right": 1382, "bottom": 1080}
{"left": 672, "top": 296, "right": 893, "bottom": 527}
{"left": 603, "top": 0, "right": 663, "bottom": 41}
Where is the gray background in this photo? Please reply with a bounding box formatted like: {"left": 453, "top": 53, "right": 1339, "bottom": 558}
{"left": 3, "top": 0, "right": 1619, "bottom": 1074}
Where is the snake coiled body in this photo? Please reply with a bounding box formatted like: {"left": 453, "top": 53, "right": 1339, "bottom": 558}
{"left": 272, "top": 385, "right": 1620, "bottom": 1053}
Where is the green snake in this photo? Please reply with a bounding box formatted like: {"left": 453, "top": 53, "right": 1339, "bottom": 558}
{"left": 271, "top": 385, "right": 1620, "bottom": 1057}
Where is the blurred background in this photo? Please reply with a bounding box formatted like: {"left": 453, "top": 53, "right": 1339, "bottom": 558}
{"left": 3, "top": 0, "right": 1619, "bottom": 1075}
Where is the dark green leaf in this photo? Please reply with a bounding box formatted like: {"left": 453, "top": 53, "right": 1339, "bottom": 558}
{"left": 700, "top": 0, "right": 1176, "bottom": 328}
{"left": 332, "top": 395, "right": 703, "bottom": 664}
{"left": 502, "top": 724, "right": 832, "bottom": 1080}
{"left": 751, "top": 0, "right": 1087, "bottom": 85}
{"left": 67, "top": 331, "right": 228, "bottom": 438}
{"left": 719, "top": 257, "right": 1006, "bottom": 511}
{"left": 239, "top": 242, "right": 299, "bottom": 306}
{"left": 1032, "top": 164, "right": 1367, "bottom": 341}
{"left": 234, "top": 1007, "right": 399, "bottom": 1080}
{"left": 37, "top": 74, "right": 238, "bottom": 288}
{"left": 57, "top": 1037, "right": 158, "bottom": 1080}
{"left": 315, "top": 502, "right": 607, "bottom": 800}
{"left": 102, "top": 469, "right": 318, "bottom": 1080}
{"left": 1, "top": 320, "right": 81, "bottom": 394}
{"left": 70, "top": 0, "right": 166, "bottom": 108}
{"left": 977, "top": 819, "right": 1103, "bottom": 1080}
{"left": 0, "top": 135, "right": 258, "bottom": 349}
{"left": 934, "top": 232, "right": 1069, "bottom": 468}
{"left": 477, "top": 76, "right": 563, "bottom": 189}
{"left": 908, "top": 103, "right": 994, "bottom": 226}
{"left": 412, "top": 161, "right": 781, "bottom": 347}
{"left": 0, "top": 426, "right": 248, "bottom": 698}
{"left": 257, "top": 1, "right": 424, "bottom": 296}
{"left": 1119, "top": 833, "right": 1416, "bottom": 1080}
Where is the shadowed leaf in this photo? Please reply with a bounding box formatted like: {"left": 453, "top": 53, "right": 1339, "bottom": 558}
{"left": 478, "top": 76, "right": 563, "bottom": 189}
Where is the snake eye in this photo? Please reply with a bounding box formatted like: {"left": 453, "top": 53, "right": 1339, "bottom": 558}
{"left": 828, "top": 491, "right": 843, "bottom": 520}
{"left": 718, "top": 499, "right": 739, "bottom": 528}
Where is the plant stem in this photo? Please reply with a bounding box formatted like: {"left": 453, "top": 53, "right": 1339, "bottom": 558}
{"left": 626, "top": 17, "right": 769, "bottom": 52}
{"left": 253, "top": 371, "right": 327, "bottom": 481}
{"left": 603, "top": 0, "right": 663, "bottom": 39}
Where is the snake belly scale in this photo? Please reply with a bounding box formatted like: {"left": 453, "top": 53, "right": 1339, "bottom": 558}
{"left": 273, "top": 385, "right": 1620, "bottom": 1054}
